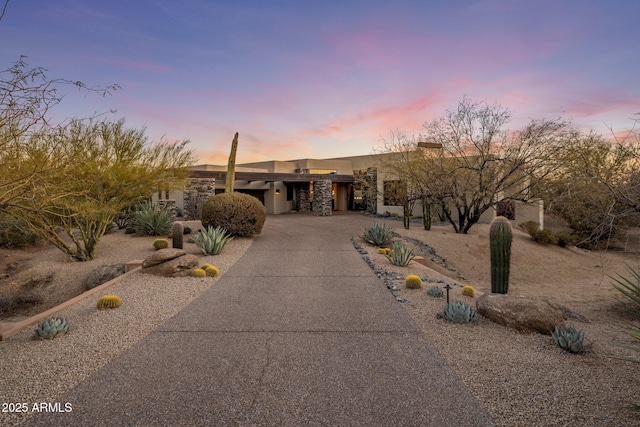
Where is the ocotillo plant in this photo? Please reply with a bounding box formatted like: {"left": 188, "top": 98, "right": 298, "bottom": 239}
{"left": 490, "top": 216, "right": 512, "bottom": 293}
{"left": 225, "top": 132, "right": 239, "bottom": 193}
{"left": 172, "top": 222, "right": 184, "bottom": 249}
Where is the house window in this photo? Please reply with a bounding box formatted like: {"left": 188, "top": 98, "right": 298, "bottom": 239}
{"left": 383, "top": 180, "right": 405, "bottom": 206}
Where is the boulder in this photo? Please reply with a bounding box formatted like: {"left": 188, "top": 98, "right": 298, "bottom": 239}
{"left": 86, "top": 263, "right": 125, "bottom": 290}
{"left": 476, "top": 293, "right": 564, "bottom": 335}
{"left": 142, "top": 254, "right": 199, "bottom": 277}
{"left": 142, "top": 248, "right": 186, "bottom": 268}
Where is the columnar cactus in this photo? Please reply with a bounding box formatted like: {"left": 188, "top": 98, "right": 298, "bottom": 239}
{"left": 422, "top": 200, "right": 431, "bottom": 231}
{"left": 403, "top": 199, "right": 410, "bottom": 229}
{"left": 225, "top": 132, "right": 239, "bottom": 193}
{"left": 490, "top": 216, "right": 513, "bottom": 294}
{"left": 172, "top": 222, "right": 184, "bottom": 249}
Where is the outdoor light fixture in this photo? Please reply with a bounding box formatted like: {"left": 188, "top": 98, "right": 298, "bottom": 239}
{"left": 275, "top": 189, "right": 280, "bottom": 196}
{"left": 444, "top": 284, "right": 452, "bottom": 303}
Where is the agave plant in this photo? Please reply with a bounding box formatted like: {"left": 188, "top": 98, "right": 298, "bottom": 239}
{"left": 386, "top": 240, "right": 414, "bottom": 267}
{"left": 132, "top": 201, "right": 173, "bottom": 236}
{"left": 33, "top": 316, "right": 70, "bottom": 340}
{"left": 438, "top": 301, "right": 475, "bottom": 324}
{"left": 191, "top": 226, "right": 233, "bottom": 255}
{"left": 427, "top": 286, "right": 443, "bottom": 298}
{"left": 361, "top": 222, "right": 395, "bottom": 247}
{"left": 552, "top": 325, "right": 590, "bottom": 353}
{"left": 610, "top": 263, "right": 640, "bottom": 316}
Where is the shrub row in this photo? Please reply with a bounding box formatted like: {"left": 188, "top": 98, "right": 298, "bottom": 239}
{"left": 519, "top": 221, "right": 578, "bottom": 248}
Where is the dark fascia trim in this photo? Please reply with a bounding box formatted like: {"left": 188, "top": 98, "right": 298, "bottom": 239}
{"left": 189, "top": 170, "right": 355, "bottom": 183}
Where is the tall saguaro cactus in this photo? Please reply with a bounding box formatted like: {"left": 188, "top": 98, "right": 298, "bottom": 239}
{"left": 225, "top": 132, "right": 239, "bottom": 193}
{"left": 490, "top": 216, "right": 513, "bottom": 294}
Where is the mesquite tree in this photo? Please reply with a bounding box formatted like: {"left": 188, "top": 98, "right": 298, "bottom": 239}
{"left": 377, "top": 97, "right": 570, "bottom": 233}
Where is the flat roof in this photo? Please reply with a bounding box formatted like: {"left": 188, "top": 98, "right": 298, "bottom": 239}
{"left": 190, "top": 170, "right": 354, "bottom": 183}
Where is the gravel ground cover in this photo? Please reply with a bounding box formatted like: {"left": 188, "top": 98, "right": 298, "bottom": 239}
{"left": 0, "top": 226, "right": 253, "bottom": 427}
{"left": 356, "top": 220, "right": 640, "bottom": 427}
{"left": 1, "top": 215, "right": 639, "bottom": 426}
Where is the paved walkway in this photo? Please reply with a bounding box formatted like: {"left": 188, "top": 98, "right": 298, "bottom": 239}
{"left": 30, "top": 214, "right": 495, "bottom": 426}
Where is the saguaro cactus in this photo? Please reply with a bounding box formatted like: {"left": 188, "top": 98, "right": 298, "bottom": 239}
{"left": 403, "top": 200, "right": 410, "bottom": 229}
{"left": 225, "top": 132, "right": 239, "bottom": 193}
{"left": 422, "top": 200, "right": 431, "bottom": 231}
{"left": 172, "top": 222, "right": 184, "bottom": 249}
{"left": 490, "top": 216, "right": 512, "bottom": 294}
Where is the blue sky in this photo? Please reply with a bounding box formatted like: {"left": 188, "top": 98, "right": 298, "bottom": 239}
{"left": 1, "top": 0, "right": 638, "bottom": 164}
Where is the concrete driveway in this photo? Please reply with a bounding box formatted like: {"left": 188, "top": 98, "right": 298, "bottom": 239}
{"left": 28, "top": 213, "right": 495, "bottom": 426}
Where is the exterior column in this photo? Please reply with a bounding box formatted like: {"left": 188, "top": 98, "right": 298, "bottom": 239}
{"left": 183, "top": 178, "right": 216, "bottom": 220}
{"left": 313, "top": 179, "right": 332, "bottom": 216}
{"left": 295, "top": 183, "right": 311, "bottom": 212}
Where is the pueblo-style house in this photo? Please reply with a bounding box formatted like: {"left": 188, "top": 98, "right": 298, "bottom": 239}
{"left": 153, "top": 152, "right": 543, "bottom": 227}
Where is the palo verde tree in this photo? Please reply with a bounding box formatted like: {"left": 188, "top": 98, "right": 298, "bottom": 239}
{"left": 10, "top": 118, "right": 195, "bottom": 261}
{"left": 1, "top": 57, "right": 119, "bottom": 216}
{"left": 378, "top": 96, "right": 570, "bottom": 233}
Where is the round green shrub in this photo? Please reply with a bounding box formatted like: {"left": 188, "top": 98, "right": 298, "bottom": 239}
{"left": 153, "top": 239, "right": 169, "bottom": 250}
{"left": 201, "top": 192, "right": 266, "bottom": 237}
{"left": 405, "top": 275, "right": 423, "bottom": 289}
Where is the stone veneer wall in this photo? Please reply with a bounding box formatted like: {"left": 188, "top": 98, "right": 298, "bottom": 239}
{"left": 312, "top": 179, "right": 332, "bottom": 216}
{"left": 295, "top": 184, "right": 311, "bottom": 212}
{"left": 183, "top": 177, "right": 216, "bottom": 220}
{"left": 157, "top": 200, "right": 177, "bottom": 219}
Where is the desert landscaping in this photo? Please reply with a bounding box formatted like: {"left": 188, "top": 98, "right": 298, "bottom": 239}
{"left": 0, "top": 214, "right": 639, "bottom": 426}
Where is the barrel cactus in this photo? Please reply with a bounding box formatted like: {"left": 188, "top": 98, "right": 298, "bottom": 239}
{"left": 438, "top": 301, "right": 476, "bottom": 324}
{"left": 205, "top": 266, "right": 220, "bottom": 277}
{"left": 461, "top": 285, "right": 475, "bottom": 297}
{"left": 405, "top": 275, "right": 423, "bottom": 289}
{"left": 97, "top": 295, "right": 121, "bottom": 309}
{"left": 153, "top": 238, "right": 169, "bottom": 250}
{"left": 191, "top": 268, "right": 206, "bottom": 278}
{"left": 172, "top": 222, "right": 184, "bottom": 249}
{"left": 33, "top": 317, "right": 69, "bottom": 340}
{"left": 490, "top": 216, "right": 513, "bottom": 294}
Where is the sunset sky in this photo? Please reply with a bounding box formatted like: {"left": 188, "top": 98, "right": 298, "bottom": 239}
{"left": 1, "top": 0, "right": 639, "bottom": 164}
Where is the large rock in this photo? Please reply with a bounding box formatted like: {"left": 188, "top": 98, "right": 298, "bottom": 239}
{"left": 86, "top": 263, "right": 125, "bottom": 290}
{"left": 142, "top": 248, "right": 186, "bottom": 268}
{"left": 476, "top": 293, "right": 564, "bottom": 335}
{"left": 142, "top": 254, "right": 198, "bottom": 277}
